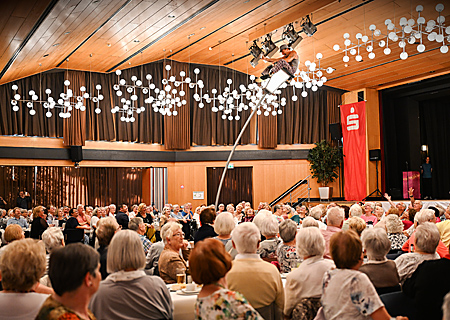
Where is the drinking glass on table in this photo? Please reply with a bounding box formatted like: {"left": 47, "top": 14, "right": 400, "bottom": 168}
{"left": 176, "top": 268, "right": 186, "bottom": 284}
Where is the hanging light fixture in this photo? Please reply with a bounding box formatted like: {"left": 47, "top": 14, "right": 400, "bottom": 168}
{"left": 282, "top": 23, "right": 303, "bottom": 49}
{"left": 333, "top": 3, "right": 449, "bottom": 62}
{"left": 261, "top": 34, "right": 278, "bottom": 58}
{"left": 301, "top": 15, "right": 317, "bottom": 37}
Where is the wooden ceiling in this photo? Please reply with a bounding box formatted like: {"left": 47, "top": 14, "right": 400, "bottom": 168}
{"left": 1, "top": 0, "right": 450, "bottom": 91}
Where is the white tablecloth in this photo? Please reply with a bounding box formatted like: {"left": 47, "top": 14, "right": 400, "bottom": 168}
{"left": 171, "top": 291, "right": 197, "bottom": 320}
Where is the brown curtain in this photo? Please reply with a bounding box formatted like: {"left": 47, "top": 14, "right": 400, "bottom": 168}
{"left": 278, "top": 89, "right": 328, "bottom": 144}
{"left": 258, "top": 113, "right": 277, "bottom": 148}
{"left": 0, "top": 72, "right": 64, "bottom": 137}
{"left": 0, "top": 166, "right": 143, "bottom": 209}
{"left": 164, "top": 60, "right": 191, "bottom": 150}
{"left": 327, "top": 90, "right": 342, "bottom": 141}
{"left": 191, "top": 64, "right": 255, "bottom": 146}
{"left": 63, "top": 71, "right": 87, "bottom": 146}
{"left": 206, "top": 166, "right": 253, "bottom": 206}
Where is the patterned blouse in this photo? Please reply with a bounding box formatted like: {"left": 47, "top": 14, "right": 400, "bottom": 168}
{"left": 276, "top": 244, "right": 301, "bottom": 273}
{"left": 35, "top": 296, "right": 96, "bottom": 320}
{"left": 257, "top": 238, "right": 281, "bottom": 259}
{"left": 387, "top": 233, "right": 408, "bottom": 251}
{"left": 195, "top": 288, "right": 263, "bottom": 320}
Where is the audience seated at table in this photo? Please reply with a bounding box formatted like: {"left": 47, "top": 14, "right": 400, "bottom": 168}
{"left": 0, "top": 238, "right": 49, "bottom": 320}
{"left": 89, "top": 230, "right": 173, "bottom": 319}
{"left": 320, "top": 230, "right": 408, "bottom": 320}
{"left": 276, "top": 219, "right": 300, "bottom": 273}
{"left": 284, "top": 227, "right": 334, "bottom": 319}
{"left": 190, "top": 238, "right": 262, "bottom": 319}
{"left": 227, "top": 222, "right": 284, "bottom": 319}
{"left": 395, "top": 222, "right": 440, "bottom": 285}
{"left": 359, "top": 228, "right": 400, "bottom": 294}
{"left": 159, "top": 221, "right": 188, "bottom": 284}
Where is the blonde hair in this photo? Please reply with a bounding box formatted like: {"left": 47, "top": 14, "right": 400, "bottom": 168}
{"left": 160, "top": 221, "right": 182, "bottom": 245}
{"left": 33, "top": 206, "right": 44, "bottom": 219}
{"left": 0, "top": 239, "right": 46, "bottom": 291}
{"left": 348, "top": 216, "right": 366, "bottom": 236}
{"left": 214, "top": 212, "right": 235, "bottom": 235}
{"left": 107, "top": 230, "right": 145, "bottom": 273}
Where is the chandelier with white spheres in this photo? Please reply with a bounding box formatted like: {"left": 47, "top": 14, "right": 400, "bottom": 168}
{"left": 157, "top": 64, "right": 204, "bottom": 116}
{"left": 333, "top": 3, "right": 449, "bottom": 62}
{"left": 11, "top": 80, "right": 103, "bottom": 119}
{"left": 112, "top": 70, "right": 158, "bottom": 122}
{"left": 288, "top": 53, "right": 334, "bottom": 100}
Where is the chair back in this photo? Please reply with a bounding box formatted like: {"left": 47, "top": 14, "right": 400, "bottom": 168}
{"left": 292, "top": 297, "right": 322, "bottom": 320}
{"left": 255, "top": 302, "right": 282, "bottom": 320}
{"left": 380, "top": 291, "right": 417, "bottom": 320}
{"left": 64, "top": 228, "right": 84, "bottom": 244}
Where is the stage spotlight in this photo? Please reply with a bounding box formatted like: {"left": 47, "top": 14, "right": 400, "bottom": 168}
{"left": 249, "top": 40, "right": 263, "bottom": 67}
{"left": 301, "top": 15, "right": 317, "bottom": 37}
{"left": 261, "top": 34, "right": 278, "bottom": 58}
{"left": 282, "top": 23, "right": 303, "bottom": 49}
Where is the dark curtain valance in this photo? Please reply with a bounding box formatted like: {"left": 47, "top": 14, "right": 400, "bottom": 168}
{"left": 0, "top": 166, "right": 143, "bottom": 209}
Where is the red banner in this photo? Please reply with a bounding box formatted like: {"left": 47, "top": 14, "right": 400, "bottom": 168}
{"left": 340, "top": 101, "right": 366, "bottom": 201}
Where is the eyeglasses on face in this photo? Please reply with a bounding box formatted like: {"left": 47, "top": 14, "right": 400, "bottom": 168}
{"left": 173, "top": 232, "right": 185, "bottom": 238}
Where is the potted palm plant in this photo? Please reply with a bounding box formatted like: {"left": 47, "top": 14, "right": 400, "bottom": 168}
{"left": 307, "top": 140, "right": 343, "bottom": 200}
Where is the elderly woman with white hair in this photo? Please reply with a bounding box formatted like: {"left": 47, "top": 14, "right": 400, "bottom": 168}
{"left": 361, "top": 202, "right": 378, "bottom": 226}
{"left": 41, "top": 227, "right": 65, "bottom": 285}
{"left": 89, "top": 230, "right": 173, "bottom": 319}
{"left": 342, "top": 203, "right": 363, "bottom": 230}
{"left": 158, "top": 221, "right": 188, "bottom": 284}
{"left": 284, "top": 227, "right": 335, "bottom": 319}
{"left": 359, "top": 228, "right": 400, "bottom": 294}
{"left": 256, "top": 215, "right": 280, "bottom": 261}
{"left": 395, "top": 222, "right": 440, "bottom": 284}
{"left": 385, "top": 214, "right": 408, "bottom": 252}
{"left": 276, "top": 219, "right": 301, "bottom": 273}
{"left": 214, "top": 212, "right": 235, "bottom": 246}
{"left": 308, "top": 206, "right": 327, "bottom": 229}
{"left": 301, "top": 216, "right": 319, "bottom": 228}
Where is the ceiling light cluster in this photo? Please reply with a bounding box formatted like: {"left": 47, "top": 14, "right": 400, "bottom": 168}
{"left": 11, "top": 80, "right": 103, "bottom": 118}
{"left": 112, "top": 70, "right": 158, "bottom": 122}
{"left": 334, "top": 3, "right": 449, "bottom": 62}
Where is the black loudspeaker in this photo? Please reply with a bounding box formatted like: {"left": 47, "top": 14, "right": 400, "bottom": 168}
{"left": 329, "top": 123, "right": 342, "bottom": 140}
{"left": 358, "top": 91, "right": 364, "bottom": 102}
{"left": 369, "top": 149, "right": 381, "bottom": 161}
{"left": 70, "top": 146, "right": 83, "bottom": 163}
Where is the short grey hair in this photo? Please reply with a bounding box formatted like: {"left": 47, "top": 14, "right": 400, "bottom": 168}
{"left": 364, "top": 202, "right": 375, "bottom": 210}
{"left": 231, "top": 222, "right": 261, "bottom": 254}
{"left": 326, "top": 207, "right": 344, "bottom": 227}
{"left": 279, "top": 219, "right": 297, "bottom": 243}
{"left": 417, "top": 209, "right": 435, "bottom": 224}
{"left": 260, "top": 216, "right": 279, "bottom": 237}
{"left": 77, "top": 204, "right": 84, "bottom": 210}
{"left": 128, "top": 217, "right": 143, "bottom": 231}
{"left": 361, "top": 228, "right": 390, "bottom": 261}
{"left": 349, "top": 204, "right": 363, "bottom": 217}
{"left": 414, "top": 222, "right": 440, "bottom": 254}
{"left": 107, "top": 230, "right": 145, "bottom": 273}
{"left": 385, "top": 214, "right": 404, "bottom": 234}
{"left": 309, "top": 206, "right": 322, "bottom": 220}
{"left": 296, "top": 227, "right": 325, "bottom": 258}
{"left": 214, "top": 212, "right": 235, "bottom": 236}
{"left": 253, "top": 209, "right": 273, "bottom": 231}
{"left": 160, "top": 221, "right": 182, "bottom": 245}
{"left": 302, "top": 217, "right": 319, "bottom": 228}
{"left": 42, "top": 227, "right": 64, "bottom": 253}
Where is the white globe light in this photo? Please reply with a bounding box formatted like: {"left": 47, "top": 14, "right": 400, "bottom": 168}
{"left": 333, "top": 44, "right": 340, "bottom": 51}
{"left": 304, "top": 60, "right": 311, "bottom": 67}
{"left": 379, "top": 40, "right": 386, "bottom": 47}
{"left": 344, "top": 39, "right": 351, "bottom": 46}
{"left": 416, "top": 5, "right": 423, "bottom": 12}
{"left": 13, "top": 105, "right": 19, "bottom": 112}
{"left": 436, "top": 3, "right": 444, "bottom": 12}
{"left": 83, "top": 93, "right": 89, "bottom": 98}
{"left": 119, "top": 79, "right": 126, "bottom": 85}
{"left": 227, "top": 78, "right": 232, "bottom": 85}
{"left": 316, "top": 53, "right": 323, "bottom": 59}
{"left": 385, "top": 19, "right": 392, "bottom": 26}
{"left": 440, "top": 45, "right": 449, "bottom": 53}
{"left": 292, "top": 95, "right": 298, "bottom": 101}
{"left": 32, "top": 95, "right": 38, "bottom": 101}
{"left": 399, "top": 41, "right": 406, "bottom": 48}
{"left": 301, "top": 91, "right": 307, "bottom": 97}
{"left": 46, "top": 111, "right": 52, "bottom": 117}
{"left": 165, "top": 65, "right": 171, "bottom": 71}
{"left": 136, "top": 80, "right": 142, "bottom": 86}
{"left": 368, "top": 52, "right": 375, "bottom": 59}
{"left": 12, "top": 84, "right": 18, "bottom": 90}
{"left": 80, "top": 105, "right": 86, "bottom": 111}
{"left": 131, "top": 94, "right": 138, "bottom": 101}
{"left": 350, "top": 48, "right": 357, "bottom": 55}
{"left": 343, "top": 33, "right": 350, "bottom": 39}
{"left": 399, "top": 17, "right": 408, "bottom": 26}
{"left": 95, "top": 108, "right": 101, "bottom": 114}
{"left": 45, "top": 88, "right": 51, "bottom": 94}
{"left": 400, "top": 51, "right": 408, "bottom": 60}
{"left": 29, "top": 90, "right": 35, "bottom": 96}
{"left": 366, "top": 45, "right": 373, "bottom": 52}
{"left": 436, "top": 34, "right": 444, "bottom": 42}
{"left": 199, "top": 102, "right": 204, "bottom": 108}
{"left": 194, "top": 68, "right": 200, "bottom": 74}
{"left": 116, "top": 70, "right": 122, "bottom": 75}
{"left": 387, "top": 23, "right": 395, "bottom": 31}
{"left": 14, "top": 94, "right": 20, "bottom": 100}
{"left": 404, "top": 26, "right": 412, "bottom": 34}
{"left": 173, "top": 110, "right": 178, "bottom": 116}
{"left": 64, "top": 80, "right": 70, "bottom": 86}
{"left": 369, "top": 24, "right": 376, "bottom": 31}
{"left": 446, "top": 26, "right": 450, "bottom": 34}
{"left": 361, "top": 35, "right": 369, "bottom": 43}
{"left": 355, "top": 55, "right": 362, "bottom": 62}
{"left": 417, "top": 17, "right": 426, "bottom": 25}
{"left": 355, "top": 33, "right": 362, "bottom": 39}
{"left": 29, "top": 109, "right": 36, "bottom": 115}
{"left": 384, "top": 47, "right": 391, "bottom": 55}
